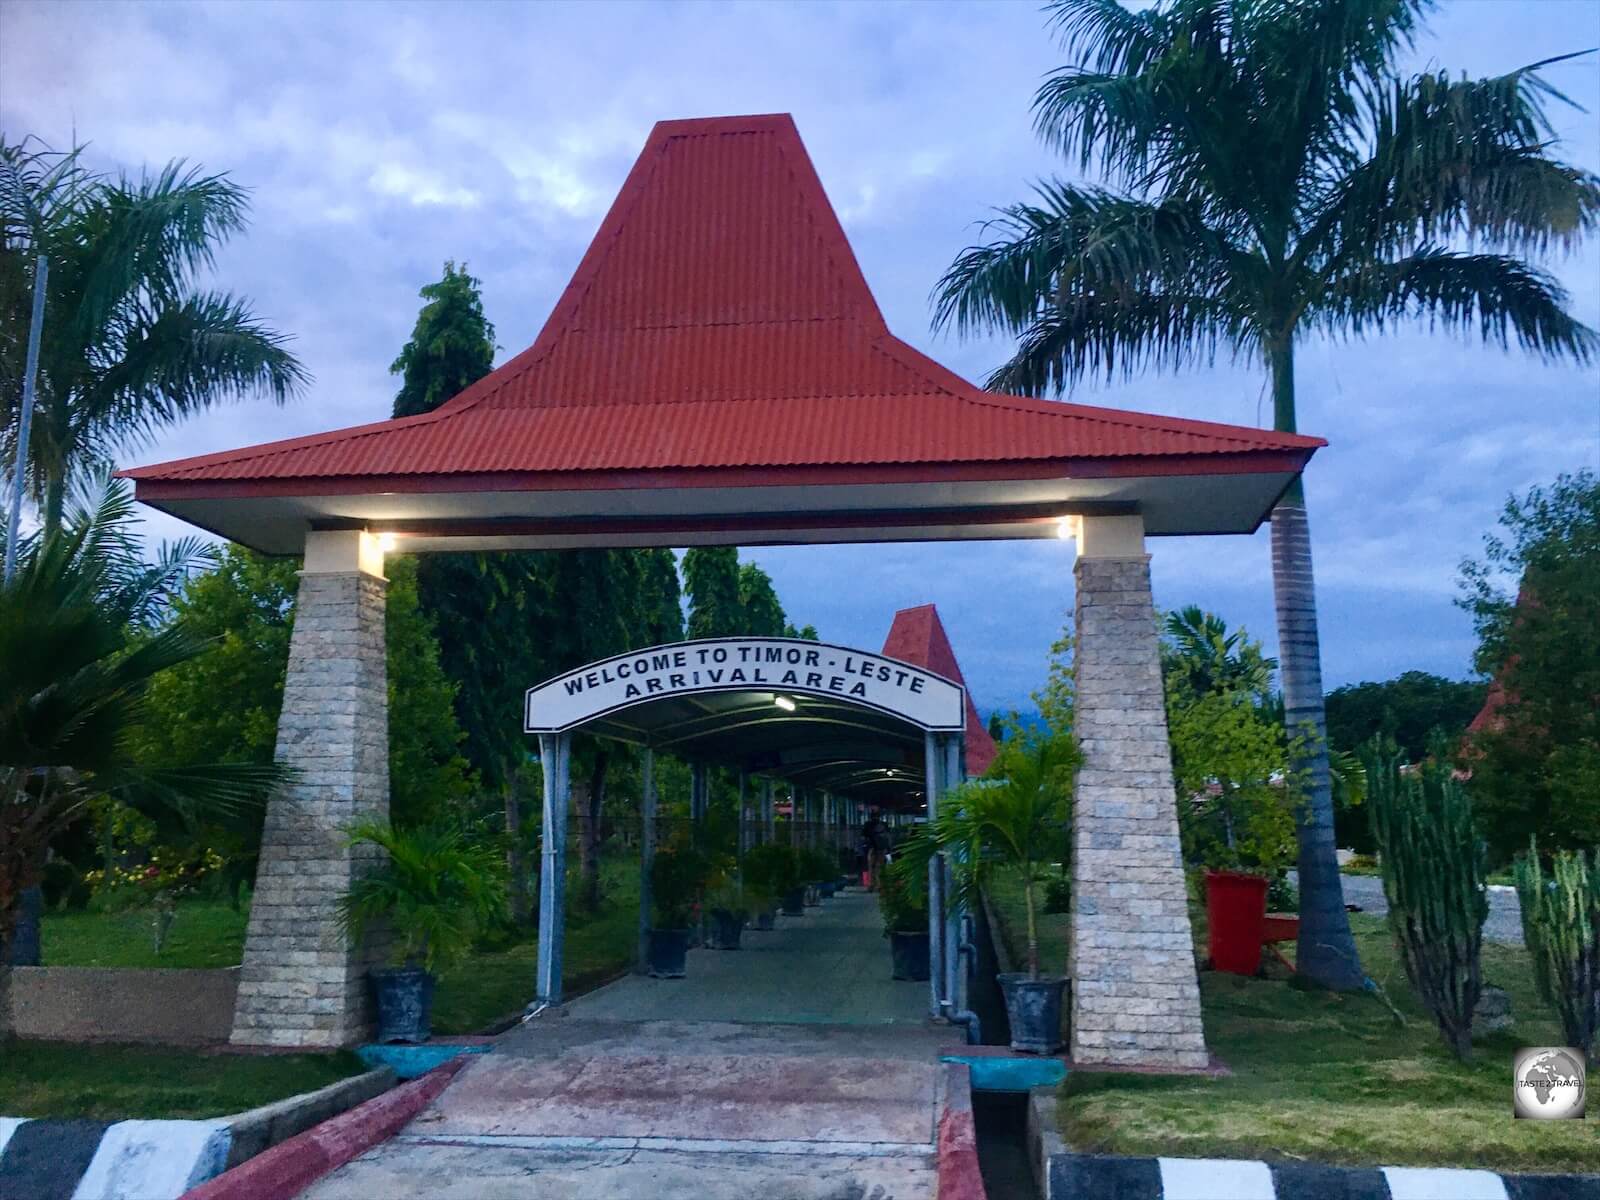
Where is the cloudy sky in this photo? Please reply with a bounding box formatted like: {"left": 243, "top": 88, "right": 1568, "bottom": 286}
{"left": 3, "top": 0, "right": 1598, "bottom": 714}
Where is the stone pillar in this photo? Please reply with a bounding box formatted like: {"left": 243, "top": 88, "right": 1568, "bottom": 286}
{"left": 231, "top": 530, "right": 389, "bottom": 1049}
{"left": 1069, "top": 515, "right": 1209, "bottom": 1070}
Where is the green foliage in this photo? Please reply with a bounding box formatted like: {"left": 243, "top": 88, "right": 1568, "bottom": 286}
{"left": 390, "top": 262, "right": 497, "bottom": 418}
{"left": 337, "top": 820, "right": 506, "bottom": 976}
{"left": 649, "top": 845, "right": 710, "bottom": 929}
{"left": 1514, "top": 839, "right": 1600, "bottom": 1065}
{"left": 737, "top": 562, "right": 787, "bottom": 637}
{"left": 1163, "top": 611, "right": 1298, "bottom": 876}
{"left": 682, "top": 548, "right": 744, "bottom": 639}
{"left": 0, "top": 137, "right": 307, "bottom": 531}
{"left": 1163, "top": 607, "right": 1276, "bottom": 699}
{"left": 1362, "top": 739, "right": 1487, "bottom": 1060}
{"left": 1459, "top": 470, "right": 1600, "bottom": 861}
{"left": 1, "top": 481, "right": 283, "bottom": 963}
{"left": 383, "top": 557, "right": 476, "bottom": 826}
{"left": 1031, "top": 619, "right": 1074, "bottom": 736}
{"left": 796, "top": 846, "right": 837, "bottom": 884}
{"left": 129, "top": 547, "right": 476, "bottom": 832}
{"left": 903, "top": 729, "right": 1080, "bottom": 977}
{"left": 879, "top": 857, "right": 928, "bottom": 933}
{"left": 1325, "top": 672, "right": 1488, "bottom": 762}
{"left": 742, "top": 842, "right": 800, "bottom": 901}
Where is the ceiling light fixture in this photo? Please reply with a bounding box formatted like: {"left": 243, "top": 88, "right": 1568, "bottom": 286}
{"left": 377, "top": 532, "right": 398, "bottom": 551}
{"left": 773, "top": 696, "right": 796, "bottom": 712}
{"left": 1055, "top": 517, "right": 1076, "bottom": 541}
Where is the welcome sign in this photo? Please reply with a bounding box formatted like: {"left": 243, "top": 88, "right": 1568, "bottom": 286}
{"left": 524, "top": 637, "right": 966, "bottom": 733}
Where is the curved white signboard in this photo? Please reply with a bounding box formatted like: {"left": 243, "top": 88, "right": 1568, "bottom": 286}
{"left": 525, "top": 637, "right": 965, "bottom": 733}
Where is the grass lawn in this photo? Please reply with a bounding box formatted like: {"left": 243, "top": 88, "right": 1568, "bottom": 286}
{"left": 0, "top": 1041, "right": 367, "bottom": 1120}
{"left": 431, "top": 858, "right": 641, "bottom": 1035}
{"left": 42, "top": 900, "right": 248, "bottom": 969}
{"left": 986, "top": 869, "right": 1593, "bottom": 1174}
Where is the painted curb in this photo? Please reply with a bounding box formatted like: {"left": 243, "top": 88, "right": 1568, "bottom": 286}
{"left": 223, "top": 1066, "right": 397, "bottom": 1168}
{"left": 1026, "top": 1090, "right": 1066, "bottom": 1200}
{"left": 1045, "top": 1151, "right": 1600, "bottom": 1200}
{"left": 936, "top": 1062, "right": 987, "bottom": 1200}
{"left": 178, "top": 1054, "right": 473, "bottom": 1200}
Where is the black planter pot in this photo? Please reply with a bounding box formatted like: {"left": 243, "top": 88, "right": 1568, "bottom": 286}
{"left": 648, "top": 928, "right": 690, "bottom": 978}
{"left": 998, "top": 972, "right": 1068, "bottom": 1054}
{"left": 781, "top": 888, "right": 806, "bottom": 916}
{"left": 818, "top": 881, "right": 837, "bottom": 899}
{"left": 753, "top": 909, "right": 777, "bottom": 931}
{"left": 709, "top": 909, "right": 745, "bottom": 950}
{"left": 372, "top": 966, "right": 435, "bottom": 1044}
{"left": 888, "top": 929, "right": 931, "bottom": 981}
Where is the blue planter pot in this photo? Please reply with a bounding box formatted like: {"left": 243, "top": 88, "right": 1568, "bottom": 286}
{"left": 818, "top": 881, "right": 837, "bottom": 899}
{"left": 709, "top": 909, "right": 745, "bottom": 950}
{"left": 648, "top": 928, "right": 690, "bottom": 978}
{"left": 753, "top": 909, "right": 777, "bottom": 931}
{"left": 889, "top": 930, "right": 930, "bottom": 982}
{"left": 998, "top": 973, "right": 1068, "bottom": 1054}
{"left": 781, "top": 888, "right": 806, "bottom": 916}
{"left": 372, "top": 966, "right": 434, "bottom": 1044}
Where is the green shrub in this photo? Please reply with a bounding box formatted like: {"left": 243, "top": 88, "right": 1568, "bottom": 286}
{"left": 879, "top": 858, "right": 928, "bottom": 933}
{"left": 649, "top": 846, "right": 710, "bottom": 929}
{"left": 337, "top": 821, "right": 507, "bottom": 976}
{"left": 743, "top": 843, "right": 799, "bottom": 902}
{"left": 1514, "top": 839, "right": 1600, "bottom": 1066}
{"left": 1363, "top": 739, "right": 1487, "bottom": 1060}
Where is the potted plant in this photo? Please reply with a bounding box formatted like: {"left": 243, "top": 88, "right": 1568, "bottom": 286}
{"left": 338, "top": 821, "right": 507, "bottom": 1044}
{"left": 909, "top": 730, "right": 1079, "bottom": 1054}
{"left": 800, "top": 847, "right": 834, "bottom": 906}
{"left": 648, "top": 845, "right": 708, "bottom": 977}
{"left": 704, "top": 877, "right": 752, "bottom": 950}
{"left": 878, "top": 858, "right": 930, "bottom": 981}
{"left": 742, "top": 844, "right": 793, "bottom": 929}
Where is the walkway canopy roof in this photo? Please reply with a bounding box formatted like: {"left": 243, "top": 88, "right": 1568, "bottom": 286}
{"left": 121, "top": 113, "right": 1323, "bottom": 555}
{"left": 523, "top": 605, "right": 990, "bottom": 812}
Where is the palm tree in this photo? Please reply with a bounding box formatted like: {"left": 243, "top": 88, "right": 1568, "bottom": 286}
{"left": 1, "top": 136, "right": 307, "bottom": 533}
{"left": 933, "top": 0, "right": 1599, "bottom": 990}
{"left": 1163, "top": 605, "right": 1276, "bottom": 698}
{"left": 0, "top": 479, "right": 282, "bottom": 1032}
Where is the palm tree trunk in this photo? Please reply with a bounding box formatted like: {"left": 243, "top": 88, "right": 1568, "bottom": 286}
{"left": 1268, "top": 338, "right": 1364, "bottom": 991}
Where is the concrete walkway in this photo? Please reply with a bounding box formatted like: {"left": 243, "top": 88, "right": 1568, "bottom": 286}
{"left": 303, "top": 890, "right": 959, "bottom": 1199}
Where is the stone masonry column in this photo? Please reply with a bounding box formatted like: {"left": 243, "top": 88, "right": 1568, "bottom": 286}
{"left": 1069, "top": 515, "right": 1208, "bottom": 1069}
{"left": 231, "top": 530, "right": 389, "bottom": 1048}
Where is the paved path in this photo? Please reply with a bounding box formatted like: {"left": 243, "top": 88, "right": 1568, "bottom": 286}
{"left": 304, "top": 890, "right": 957, "bottom": 1200}
{"left": 1332, "top": 873, "right": 1525, "bottom": 945}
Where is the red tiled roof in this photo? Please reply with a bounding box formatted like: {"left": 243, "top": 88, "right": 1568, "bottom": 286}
{"left": 122, "top": 114, "right": 1322, "bottom": 489}
{"left": 882, "top": 604, "right": 997, "bottom": 777}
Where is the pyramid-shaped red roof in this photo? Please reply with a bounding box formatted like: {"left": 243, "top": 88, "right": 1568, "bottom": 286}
{"left": 882, "top": 604, "right": 997, "bottom": 777}
{"left": 124, "top": 114, "right": 1320, "bottom": 505}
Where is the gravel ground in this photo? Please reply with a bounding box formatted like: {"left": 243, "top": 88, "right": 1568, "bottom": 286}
{"left": 1330, "top": 872, "right": 1525, "bottom": 945}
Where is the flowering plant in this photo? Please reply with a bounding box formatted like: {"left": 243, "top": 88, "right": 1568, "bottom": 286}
{"left": 85, "top": 846, "right": 226, "bottom": 952}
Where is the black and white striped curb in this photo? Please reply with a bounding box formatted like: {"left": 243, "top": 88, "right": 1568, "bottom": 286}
{"left": 1049, "top": 1152, "right": 1600, "bottom": 1200}
{"left": 0, "top": 1116, "right": 229, "bottom": 1200}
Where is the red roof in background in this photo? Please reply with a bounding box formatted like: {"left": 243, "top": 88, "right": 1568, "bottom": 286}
{"left": 123, "top": 113, "right": 1322, "bottom": 489}
{"left": 882, "top": 604, "right": 997, "bottom": 777}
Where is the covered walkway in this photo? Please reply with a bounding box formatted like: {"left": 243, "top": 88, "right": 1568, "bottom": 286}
{"left": 560, "top": 889, "right": 925, "bottom": 1026}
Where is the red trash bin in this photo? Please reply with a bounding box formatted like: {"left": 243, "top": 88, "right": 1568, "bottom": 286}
{"left": 1206, "top": 870, "right": 1269, "bottom": 975}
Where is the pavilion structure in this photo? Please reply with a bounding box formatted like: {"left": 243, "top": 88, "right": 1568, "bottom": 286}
{"left": 122, "top": 113, "right": 1323, "bottom": 1069}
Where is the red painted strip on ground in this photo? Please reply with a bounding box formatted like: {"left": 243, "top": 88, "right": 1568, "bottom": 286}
{"left": 936, "top": 1063, "right": 986, "bottom": 1200}
{"left": 180, "top": 1055, "right": 472, "bottom": 1200}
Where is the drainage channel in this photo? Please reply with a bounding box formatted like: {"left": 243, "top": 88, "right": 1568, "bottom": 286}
{"left": 964, "top": 903, "right": 1043, "bottom": 1200}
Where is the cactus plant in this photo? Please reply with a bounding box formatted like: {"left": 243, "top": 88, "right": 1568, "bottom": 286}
{"left": 1362, "top": 739, "right": 1487, "bottom": 1060}
{"left": 1515, "top": 839, "right": 1600, "bottom": 1066}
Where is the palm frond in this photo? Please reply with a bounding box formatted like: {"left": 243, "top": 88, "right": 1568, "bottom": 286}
{"left": 1316, "top": 247, "right": 1599, "bottom": 362}
{"left": 1303, "top": 57, "right": 1600, "bottom": 271}
{"left": 89, "top": 289, "right": 307, "bottom": 447}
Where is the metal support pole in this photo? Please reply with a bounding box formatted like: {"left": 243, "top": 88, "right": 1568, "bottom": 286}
{"left": 789, "top": 786, "right": 799, "bottom": 847}
{"left": 537, "top": 732, "right": 571, "bottom": 1006}
{"left": 690, "top": 762, "right": 707, "bottom": 824}
{"left": 943, "top": 736, "right": 964, "bottom": 1016}
{"left": 638, "top": 748, "right": 655, "bottom": 974}
{"left": 763, "top": 779, "right": 775, "bottom": 843}
{"left": 924, "top": 732, "right": 946, "bottom": 1018}
{"left": 738, "top": 771, "right": 748, "bottom": 860}
{"left": 4, "top": 255, "right": 48, "bottom": 584}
